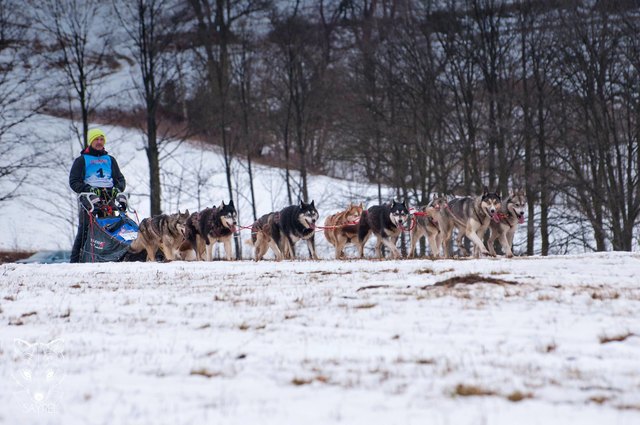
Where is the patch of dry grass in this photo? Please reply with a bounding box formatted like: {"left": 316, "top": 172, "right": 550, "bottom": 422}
{"left": 353, "top": 302, "right": 377, "bottom": 309}
{"left": 591, "top": 291, "right": 620, "bottom": 300}
{"left": 190, "top": 368, "right": 222, "bottom": 378}
{"left": 424, "top": 273, "right": 520, "bottom": 289}
{"left": 507, "top": 390, "right": 533, "bottom": 402}
{"left": 590, "top": 396, "right": 609, "bottom": 404}
{"left": 599, "top": 331, "right": 635, "bottom": 344}
{"left": 356, "top": 285, "right": 390, "bottom": 292}
{"left": 453, "top": 384, "right": 495, "bottom": 397}
{"left": 291, "top": 375, "right": 330, "bottom": 386}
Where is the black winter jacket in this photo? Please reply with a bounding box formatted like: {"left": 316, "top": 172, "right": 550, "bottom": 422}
{"left": 69, "top": 146, "right": 126, "bottom": 194}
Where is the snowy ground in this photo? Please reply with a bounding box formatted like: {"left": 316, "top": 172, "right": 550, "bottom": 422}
{"left": 1, "top": 252, "right": 639, "bottom": 425}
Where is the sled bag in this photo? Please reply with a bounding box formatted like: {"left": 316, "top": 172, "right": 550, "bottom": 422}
{"left": 80, "top": 216, "right": 139, "bottom": 263}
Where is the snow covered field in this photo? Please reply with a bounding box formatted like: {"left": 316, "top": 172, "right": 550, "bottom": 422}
{"left": 2, "top": 252, "right": 639, "bottom": 424}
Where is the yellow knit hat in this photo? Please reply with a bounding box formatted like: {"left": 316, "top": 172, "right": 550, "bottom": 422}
{"left": 87, "top": 128, "right": 106, "bottom": 146}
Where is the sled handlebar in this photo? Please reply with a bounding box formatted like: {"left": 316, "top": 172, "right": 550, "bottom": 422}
{"left": 78, "top": 191, "right": 133, "bottom": 214}
{"left": 78, "top": 192, "right": 102, "bottom": 213}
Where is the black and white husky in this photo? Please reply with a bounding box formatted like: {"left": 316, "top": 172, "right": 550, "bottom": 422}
{"left": 448, "top": 187, "right": 502, "bottom": 258}
{"left": 183, "top": 201, "right": 237, "bottom": 261}
{"left": 488, "top": 190, "right": 526, "bottom": 257}
{"left": 272, "top": 200, "right": 319, "bottom": 260}
{"left": 357, "top": 200, "right": 410, "bottom": 259}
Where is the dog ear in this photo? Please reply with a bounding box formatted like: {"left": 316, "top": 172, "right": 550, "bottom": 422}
{"left": 221, "top": 200, "right": 226, "bottom": 208}
{"left": 359, "top": 202, "right": 364, "bottom": 209}
{"left": 483, "top": 186, "right": 489, "bottom": 196}
{"left": 310, "top": 200, "right": 315, "bottom": 208}
{"left": 185, "top": 209, "right": 190, "bottom": 216}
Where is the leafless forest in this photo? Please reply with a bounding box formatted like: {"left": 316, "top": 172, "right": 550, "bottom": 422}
{"left": 1, "top": 0, "right": 639, "bottom": 254}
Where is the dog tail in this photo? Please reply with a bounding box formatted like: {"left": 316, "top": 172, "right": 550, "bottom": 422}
{"left": 357, "top": 210, "right": 370, "bottom": 242}
{"left": 129, "top": 236, "right": 144, "bottom": 253}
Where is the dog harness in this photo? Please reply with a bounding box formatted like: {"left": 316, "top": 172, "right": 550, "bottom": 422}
{"left": 83, "top": 154, "right": 114, "bottom": 188}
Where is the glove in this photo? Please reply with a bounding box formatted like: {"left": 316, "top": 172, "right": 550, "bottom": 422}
{"left": 109, "top": 187, "right": 120, "bottom": 199}
{"left": 115, "top": 193, "right": 128, "bottom": 211}
{"left": 90, "top": 187, "right": 102, "bottom": 196}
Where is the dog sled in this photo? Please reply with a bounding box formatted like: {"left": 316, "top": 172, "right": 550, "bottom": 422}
{"left": 77, "top": 190, "right": 140, "bottom": 262}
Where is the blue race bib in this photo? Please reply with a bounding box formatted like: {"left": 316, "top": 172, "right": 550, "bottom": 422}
{"left": 83, "top": 154, "right": 114, "bottom": 188}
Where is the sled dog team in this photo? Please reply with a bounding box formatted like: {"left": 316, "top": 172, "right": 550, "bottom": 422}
{"left": 129, "top": 187, "right": 527, "bottom": 262}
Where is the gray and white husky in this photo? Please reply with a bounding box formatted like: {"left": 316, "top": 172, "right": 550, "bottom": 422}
{"left": 448, "top": 187, "right": 502, "bottom": 258}
{"left": 130, "top": 210, "right": 191, "bottom": 261}
{"left": 488, "top": 190, "right": 526, "bottom": 257}
{"left": 409, "top": 194, "right": 455, "bottom": 258}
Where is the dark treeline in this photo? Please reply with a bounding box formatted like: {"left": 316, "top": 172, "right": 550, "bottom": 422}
{"left": 8, "top": 0, "right": 640, "bottom": 254}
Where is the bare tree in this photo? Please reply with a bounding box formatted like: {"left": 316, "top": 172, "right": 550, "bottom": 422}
{"left": 266, "top": 0, "right": 342, "bottom": 203}
{"left": 0, "top": 0, "right": 48, "bottom": 205}
{"left": 189, "top": 0, "right": 270, "bottom": 257}
{"left": 438, "top": 2, "right": 483, "bottom": 195}
{"left": 232, "top": 20, "right": 260, "bottom": 221}
{"left": 517, "top": 0, "right": 558, "bottom": 255}
{"left": 29, "top": 0, "right": 114, "bottom": 147}
{"left": 554, "top": 3, "right": 639, "bottom": 251}
{"left": 113, "top": 0, "right": 187, "bottom": 215}
{"left": 470, "top": 0, "right": 519, "bottom": 197}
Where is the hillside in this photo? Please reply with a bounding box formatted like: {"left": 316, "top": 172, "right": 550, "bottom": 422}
{"left": 0, "top": 114, "right": 383, "bottom": 255}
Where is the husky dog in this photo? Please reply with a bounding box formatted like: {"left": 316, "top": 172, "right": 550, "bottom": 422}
{"left": 129, "top": 210, "right": 190, "bottom": 261}
{"left": 488, "top": 190, "right": 526, "bottom": 257}
{"left": 429, "top": 194, "right": 456, "bottom": 258}
{"left": 323, "top": 203, "right": 364, "bottom": 259}
{"left": 189, "top": 201, "right": 237, "bottom": 261}
{"left": 272, "top": 200, "right": 319, "bottom": 260}
{"left": 357, "top": 200, "right": 410, "bottom": 259}
{"left": 181, "top": 210, "right": 202, "bottom": 260}
{"left": 245, "top": 212, "right": 284, "bottom": 261}
{"left": 408, "top": 204, "right": 439, "bottom": 258}
{"left": 448, "top": 187, "right": 501, "bottom": 258}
